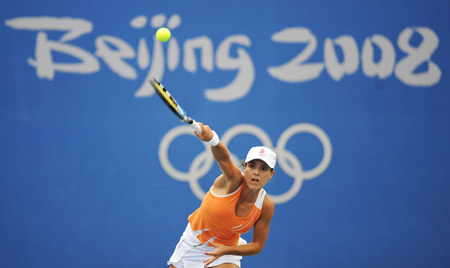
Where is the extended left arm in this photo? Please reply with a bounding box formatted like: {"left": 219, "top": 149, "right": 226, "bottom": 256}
{"left": 203, "top": 197, "right": 275, "bottom": 267}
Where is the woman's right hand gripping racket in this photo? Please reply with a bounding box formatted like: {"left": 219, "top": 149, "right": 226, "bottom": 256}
{"left": 148, "top": 78, "right": 202, "bottom": 134}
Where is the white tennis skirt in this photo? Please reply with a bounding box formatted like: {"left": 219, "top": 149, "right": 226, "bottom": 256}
{"left": 167, "top": 223, "right": 247, "bottom": 268}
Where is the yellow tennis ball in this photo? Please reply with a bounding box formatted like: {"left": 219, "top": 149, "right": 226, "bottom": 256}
{"left": 156, "top": 27, "right": 171, "bottom": 42}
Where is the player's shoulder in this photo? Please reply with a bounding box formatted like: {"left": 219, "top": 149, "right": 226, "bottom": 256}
{"left": 262, "top": 193, "right": 275, "bottom": 214}
{"left": 258, "top": 193, "right": 274, "bottom": 222}
{"left": 212, "top": 174, "right": 244, "bottom": 195}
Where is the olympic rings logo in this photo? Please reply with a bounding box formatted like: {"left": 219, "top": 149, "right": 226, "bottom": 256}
{"left": 159, "top": 123, "right": 332, "bottom": 204}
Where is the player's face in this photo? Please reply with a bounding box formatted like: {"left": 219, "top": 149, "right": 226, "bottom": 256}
{"left": 244, "top": 159, "right": 275, "bottom": 188}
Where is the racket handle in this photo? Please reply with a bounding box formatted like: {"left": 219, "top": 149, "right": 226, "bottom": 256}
{"left": 190, "top": 120, "right": 202, "bottom": 134}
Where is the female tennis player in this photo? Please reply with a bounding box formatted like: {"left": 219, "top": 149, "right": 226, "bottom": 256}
{"left": 168, "top": 122, "right": 276, "bottom": 268}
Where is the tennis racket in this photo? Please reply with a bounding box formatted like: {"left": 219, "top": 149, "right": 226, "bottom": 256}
{"left": 149, "top": 77, "right": 202, "bottom": 134}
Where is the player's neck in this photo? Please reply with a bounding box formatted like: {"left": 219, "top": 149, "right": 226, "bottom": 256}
{"left": 240, "top": 185, "right": 260, "bottom": 203}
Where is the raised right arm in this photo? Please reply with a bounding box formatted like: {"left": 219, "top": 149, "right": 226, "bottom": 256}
{"left": 194, "top": 123, "right": 243, "bottom": 189}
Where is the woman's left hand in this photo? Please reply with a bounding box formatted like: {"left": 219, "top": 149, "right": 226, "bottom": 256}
{"left": 203, "top": 241, "right": 230, "bottom": 267}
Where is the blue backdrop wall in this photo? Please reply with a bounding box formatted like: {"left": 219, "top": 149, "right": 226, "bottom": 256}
{"left": 1, "top": 0, "right": 449, "bottom": 267}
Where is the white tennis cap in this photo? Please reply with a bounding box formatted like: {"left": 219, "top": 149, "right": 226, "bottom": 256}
{"left": 245, "top": 146, "right": 277, "bottom": 169}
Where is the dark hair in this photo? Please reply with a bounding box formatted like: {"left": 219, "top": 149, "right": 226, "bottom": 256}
{"left": 241, "top": 160, "right": 274, "bottom": 172}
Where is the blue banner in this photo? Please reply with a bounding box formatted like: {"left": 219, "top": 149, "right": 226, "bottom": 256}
{"left": 1, "top": 0, "right": 449, "bottom": 267}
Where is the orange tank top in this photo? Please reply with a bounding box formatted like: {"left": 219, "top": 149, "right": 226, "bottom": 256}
{"left": 188, "top": 184, "right": 266, "bottom": 247}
